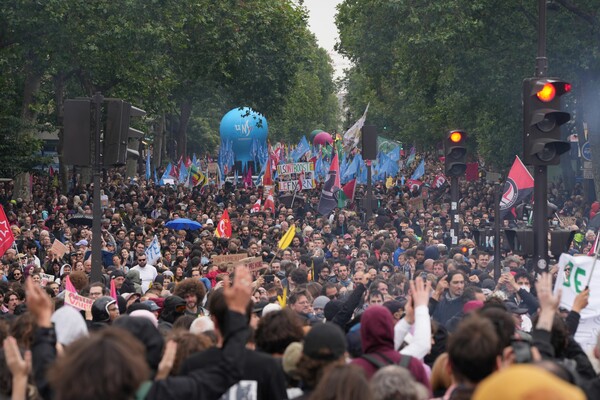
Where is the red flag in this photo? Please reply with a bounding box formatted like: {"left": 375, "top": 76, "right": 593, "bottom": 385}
{"left": 244, "top": 165, "right": 253, "bottom": 188}
{"left": 264, "top": 188, "right": 275, "bottom": 214}
{"left": 298, "top": 171, "right": 304, "bottom": 191}
{"left": 0, "top": 206, "right": 15, "bottom": 257}
{"left": 433, "top": 174, "right": 447, "bottom": 188}
{"left": 500, "top": 156, "right": 534, "bottom": 220}
{"left": 465, "top": 162, "right": 479, "bottom": 182}
{"left": 110, "top": 278, "right": 118, "bottom": 300}
{"left": 406, "top": 179, "right": 422, "bottom": 191}
{"left": 262, "top": 157, "right": 273, "bottom": 186}
{"left": 342, "top": 179, "right": 357, "bottom": 202}
{"left": 331, "top": 151, "right": 340, "bottom": 190}
{"left": 251, "top": 199, "right": 261, "bottom": 213}
{"left": 215, "top": 209, "right": 232, "bottom": 239}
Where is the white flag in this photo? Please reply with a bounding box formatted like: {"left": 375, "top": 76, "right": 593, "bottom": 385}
{"left": 555, "top": 253, "right": 600, "bottom": 352}
{"left": 145, "top": 235, "right": 161, "bottom": 265}
{"left": 343, "top": 103, "right": 370, "bottom": 152}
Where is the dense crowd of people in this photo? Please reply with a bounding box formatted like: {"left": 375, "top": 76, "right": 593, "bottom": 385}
{"left": 0, "top": 153, "right": 599, "bottom": 400}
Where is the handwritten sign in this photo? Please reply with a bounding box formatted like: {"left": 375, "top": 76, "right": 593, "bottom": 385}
{"left": 40, "top": 273, "right": 55, "bottom": 287}
{"left": 239, "top": 256, "right": 264, "bottom": 272}
{"left": 64, "top": 291, "right": 94, "bottom": 311}
{"left": 50, "top": 239, "right": 68, "bottom": 259}
{"left": 211, "top": 253, "right": 249, "bottom": 264}
{"left": 276, "top": 162, "right": 315, "bottom": 192}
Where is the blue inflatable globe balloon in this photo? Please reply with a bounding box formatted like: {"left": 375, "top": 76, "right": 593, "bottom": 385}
{"left": 220, "top": 107, "right": 268, "bottom": 166}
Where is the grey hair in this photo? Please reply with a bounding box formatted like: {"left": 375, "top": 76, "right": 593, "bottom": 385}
{"left": 370, "top": 365, "right": 425, "bottom": 400}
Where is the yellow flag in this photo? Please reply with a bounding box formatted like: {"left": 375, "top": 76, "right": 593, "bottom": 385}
{"left": 277, "top": 287, "right": 287, "bottom": 308}
{"left": 278, "top": 224, "right": 296, "bottom": 250}
{"left": 386, "top": 176, "right": 394, "bottom": 189}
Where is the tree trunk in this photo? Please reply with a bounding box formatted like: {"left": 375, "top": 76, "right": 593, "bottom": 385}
{"left": 13, "top": 66, "right": 42, "bottom": 201}
{"left": 54, "top": 73, "right": 70, "bottom": 194}
{"left": 177, "top": 101, "right": 192, "bottom": 158}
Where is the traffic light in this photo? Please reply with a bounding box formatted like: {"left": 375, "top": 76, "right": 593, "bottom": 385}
{"left": 504, "top": 229, "right": 534, "bottom": 257}
{"left": 444, "top": 130, "right": 467, "bottom": 177}
{"left": 103, "top": 99, "right": 146, "bottom": 166}
{"left": 522, "top": 78, "right": 571, "bottom": 165}
{"left": 63, "top": 99, "right": 92, "bottom": 166}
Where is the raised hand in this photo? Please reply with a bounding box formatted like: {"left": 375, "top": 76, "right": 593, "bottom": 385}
{"left": 410, "top": 276, "right": 432, "bottom": 308}
{"left": 223, "top": 266, "right": 253, "bottom": 315}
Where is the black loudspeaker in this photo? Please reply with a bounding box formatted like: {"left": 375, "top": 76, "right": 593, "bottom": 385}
{"left": 362, "top": 125, "right": 378, "bottom": 160}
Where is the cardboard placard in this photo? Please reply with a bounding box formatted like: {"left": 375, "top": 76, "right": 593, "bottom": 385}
{"left": 211, "top": 253, "right": 249, "bottom": 264}
{"left": 64, "top": 291, "right": 94, "bottom": 311}
{"left": 50, "top": 239, "right": 68, "bottom": 259}
{"left": 40, "top": 273, "right": 55, "bottom": 287}
{"left": 239, "top": 256, "right": 264, "bottom": 272}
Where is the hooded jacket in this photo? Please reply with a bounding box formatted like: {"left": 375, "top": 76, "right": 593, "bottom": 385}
{"left": 350, "top": 306, "right": 430, "bottom": 388}
{"left": 124, "top": 269, "right": 143, "bottom": 294}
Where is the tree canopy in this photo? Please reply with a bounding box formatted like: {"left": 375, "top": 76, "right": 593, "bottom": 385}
{"left": 0, "top": 0, "right": 339, "bottom": 178}
{"left": 336, "top": 0, "right": 600, "bottom": 170}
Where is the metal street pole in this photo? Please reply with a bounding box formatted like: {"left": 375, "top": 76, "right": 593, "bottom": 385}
{"left": 494, "top": 182, "right": 501, "bottom": 281}
{"left": 91, "top": 92, "right": 104, "bottom": 283}
{"left": 533, "top": 0, "right": 549, "bottom": 271}
{"left": 366, "top": 160, "right": 373, "bottom": 220}
{"left": 450, "top": 176, "right": 459, "bottom": 246}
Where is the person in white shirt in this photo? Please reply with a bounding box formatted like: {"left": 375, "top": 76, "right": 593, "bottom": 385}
{"left": 130, "top": 254, "right": 157, "bottom": 293}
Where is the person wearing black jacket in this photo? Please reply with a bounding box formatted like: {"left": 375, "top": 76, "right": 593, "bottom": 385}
{"left": 25, "top": 266, "right": 254, "bottom": 400}
{"left": 179, "top": 288, "right": 287, "bottom": 400}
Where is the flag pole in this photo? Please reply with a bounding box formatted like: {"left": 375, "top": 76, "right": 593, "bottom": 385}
{"left": 585, "top": 230, "right": 600, "bottom": 289}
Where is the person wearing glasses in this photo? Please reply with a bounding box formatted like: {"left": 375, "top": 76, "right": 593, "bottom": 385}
{"left": 131, "top": 255, "right": 157, "bottom": 293}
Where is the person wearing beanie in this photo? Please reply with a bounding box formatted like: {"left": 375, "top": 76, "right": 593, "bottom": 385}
{"left": 312, "top": 296, "right": 330, "bottom": 320}
{"left": 295, "top": 323, "right": 348, "bottom": 399}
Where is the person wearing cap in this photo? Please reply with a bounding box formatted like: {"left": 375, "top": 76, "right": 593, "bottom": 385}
{"left": 295, "top": 323, "right": 348, "bottom": 399}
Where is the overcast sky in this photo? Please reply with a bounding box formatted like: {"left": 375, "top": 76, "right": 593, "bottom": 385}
{"left": 303, "top": 0, "right": 350, "bottom": 78}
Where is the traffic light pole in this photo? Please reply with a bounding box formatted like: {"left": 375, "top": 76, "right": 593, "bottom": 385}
{"left": 450, "top": 176, "right": 459, "bottom": 246}
{"left": 366, "top": 160, "right": 373, "bottom": 220}
{"left": 91, "top": 92, "right": 104, "bottom": 283}
{"left": 532, "top": 0, "right": 549, "bottom": 271}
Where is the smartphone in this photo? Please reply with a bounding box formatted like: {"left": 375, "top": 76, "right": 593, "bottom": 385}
{"left": 264, "top": 274, "right": 274, "bottom": 284}
{"left": 502, "top": 266, "right": 511, "bottom": 274}
{"left": 511, "top": 339, "right": 533, "bottom": 363}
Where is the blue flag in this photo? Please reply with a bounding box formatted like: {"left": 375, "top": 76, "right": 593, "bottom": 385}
{"left": 291, "top": 136, "right": 310, "bottom": 162}
{"left": 145, "top": 151, "right": 151, "bottom": 181}
{"left": 411, "top": 159, "right": 425, "bottom": 180}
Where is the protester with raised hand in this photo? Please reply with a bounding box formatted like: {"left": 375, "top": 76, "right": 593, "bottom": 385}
{"left": 394, "top": 277, "right": 432, "bottom": 359}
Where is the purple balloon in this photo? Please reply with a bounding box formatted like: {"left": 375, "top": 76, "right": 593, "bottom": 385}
{"left": 313, "top": 131, "right": 333, "bottom": 146}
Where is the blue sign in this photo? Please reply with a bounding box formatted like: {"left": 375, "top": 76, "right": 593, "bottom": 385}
{"left": 582, "top": 142, "right": 592, "bottom": 161}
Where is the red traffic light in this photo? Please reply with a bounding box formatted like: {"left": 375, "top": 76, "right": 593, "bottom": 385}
{"left": 449, "top": 131, "right": 463, "bottom": 143}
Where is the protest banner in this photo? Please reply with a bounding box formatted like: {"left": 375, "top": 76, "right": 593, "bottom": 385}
{"left": 50, "top": 239, "right": 68, "bottom": 259}
{"left": 40, "top": 273, "right": 55, "bottom": 287}
{"left": 276, "top": 162, "right": 315, "bottom": 192}
{"left": 211, "top": 253, "right": 249, "bottom": 264}
{"left": 65, "top": 291, "right": 94, "bottom": 311}
{"left": 555, "top": 254, "right": 600, "bottom": 352}
{"left": 239, "top": 256, "right": 264, "bottom": 272}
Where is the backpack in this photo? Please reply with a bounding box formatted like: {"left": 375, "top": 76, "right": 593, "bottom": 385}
{"left": 360, "top": 352, "right": 413, "bottom": 370}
